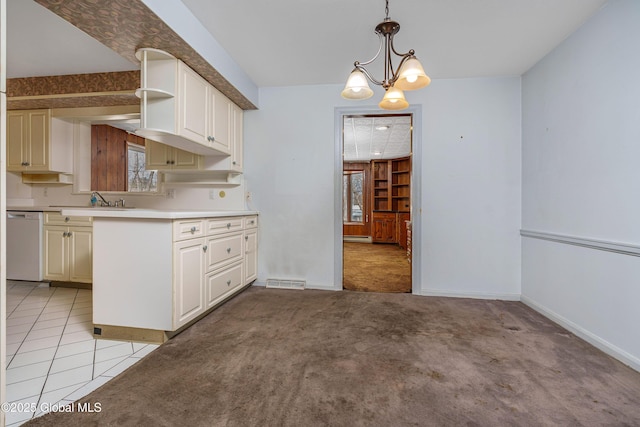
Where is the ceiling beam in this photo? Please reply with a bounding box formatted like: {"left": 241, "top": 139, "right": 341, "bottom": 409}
{"left": 34, "top": 0, "right": 257, "bottom": 110}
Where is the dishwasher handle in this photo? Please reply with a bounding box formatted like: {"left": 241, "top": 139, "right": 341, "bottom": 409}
{"left": 7, "top": 212, "right": 42, "bottom": 220}
{"left": 7, "top": 213, "right": 27, "bottom": 219}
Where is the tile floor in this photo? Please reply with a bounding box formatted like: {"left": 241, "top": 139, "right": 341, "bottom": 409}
{"left": 5, "top": 281, "right": 159, "bottom": 426}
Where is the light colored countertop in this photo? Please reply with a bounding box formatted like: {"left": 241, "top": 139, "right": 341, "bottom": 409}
{"left": 59, "top": 208, "right": 258, "bottom": 220}
{"left": 8, "top": 206, "right": 65, "bottom": 212}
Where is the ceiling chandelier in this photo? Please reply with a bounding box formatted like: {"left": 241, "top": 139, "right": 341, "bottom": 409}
{"left": 341, "top": 0, "right": 430, "bottom": 110}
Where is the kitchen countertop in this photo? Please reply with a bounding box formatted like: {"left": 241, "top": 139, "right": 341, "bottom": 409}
{"left": 8, "top": 206, "right": 68, "bottom": 212}
{"left": 59, "top": 208, "right": 258, "bottom": 220}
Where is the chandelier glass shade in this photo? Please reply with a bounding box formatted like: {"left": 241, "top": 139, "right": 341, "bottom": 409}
{"left": 341, "top": 0, "right": 430, "bottom": 110}
{"left": 378, "top": 86, "right": 409, "bottom": 110}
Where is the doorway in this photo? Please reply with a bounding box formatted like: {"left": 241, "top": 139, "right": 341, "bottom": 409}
{"left": 341, "top": 113, "right": 413, "bottom": 293}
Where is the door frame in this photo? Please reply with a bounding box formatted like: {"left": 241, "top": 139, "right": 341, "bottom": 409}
{"left": 333, "top": 105, "right": 423, "bottom": 294}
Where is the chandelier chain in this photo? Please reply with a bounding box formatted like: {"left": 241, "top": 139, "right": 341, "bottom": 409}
{"left": 385, "top": 0, "right": 389, "bottom": 19}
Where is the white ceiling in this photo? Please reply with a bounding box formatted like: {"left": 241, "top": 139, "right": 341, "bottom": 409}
{"left": 344, "top": 115, "right": 412, "bottom": 162}
{"left": 180, "top": 0, "right": 609, "bottom": 87}
{"left": 6, "top": 0, "right": 609, "bottom": 160}
{"left": 7, "top": 0, "right": 609, "bottom": 85}
{"left": 6, "top": 0, "right": 138, "bottom": 78}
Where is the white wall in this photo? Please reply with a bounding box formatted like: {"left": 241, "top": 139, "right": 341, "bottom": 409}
{"left": 521, "top": 0, "right": 640, "bottom": 370}
{"left": 244, "top": 77, "right": 522, "bottom": 296}
{"left": 421, "top": 78, "right": 521, "bottom": 299}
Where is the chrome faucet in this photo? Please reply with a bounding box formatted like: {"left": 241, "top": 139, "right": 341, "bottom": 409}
{"left": 92, "top": 191, "right": 111, "bottom": 207}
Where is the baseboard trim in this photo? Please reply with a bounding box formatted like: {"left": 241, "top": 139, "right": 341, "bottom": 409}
{"left": 93, "top": 324, "right": 168, "bottom": 344}
{"left": 252, "top": 281, "right": 339, "bottom": 291}
{"left": 521, "top": 295, "right": 640, "bottom": 373}
{"left": 521, "top": 229, "right": 640, "bottom": 257}
{"left": 418, "top": 288, "right": 521, "bottom": 301}
{"left": 343, "top": 236, "right": 372, "bottom": 243}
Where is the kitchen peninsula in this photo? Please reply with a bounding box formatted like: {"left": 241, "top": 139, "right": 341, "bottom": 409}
{"left": 61, "top": 208, "right": 258, "bottom": 343}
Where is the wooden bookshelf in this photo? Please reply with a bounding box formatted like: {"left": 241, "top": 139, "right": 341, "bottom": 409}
{"left": 370, "top": 156, "right": 411, "bottom": 243}
{"left": 391, "top": 157, "right": 411, "bottom": 212}
{"left": 372, "top": 160, "right": 391, "bottom": 211}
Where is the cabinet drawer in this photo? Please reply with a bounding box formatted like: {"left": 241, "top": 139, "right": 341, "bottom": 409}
{"left": 243, "top": 215, "right": 258, "bottom": 229}
{"left": 205, "top": 262, "right": 243, "bottom": 309}
{"left": 207, "top": 217, "right": 243, "bottom": 235}
{"left": 206, "top": 232, "right": 243, "bottom": 271}
{"left": 44, "top": 212, "right": 92, "bottom": 226}
{"left": 173, "top": 219, "right": 205, "bottom": 241}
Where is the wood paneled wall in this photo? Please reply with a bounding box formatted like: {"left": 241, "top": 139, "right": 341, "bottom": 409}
{"left": 91, "top": 125, "right": 128, "bottom": 191}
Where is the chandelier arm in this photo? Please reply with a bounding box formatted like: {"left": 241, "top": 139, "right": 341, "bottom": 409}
{"left": 386, "top": 39, "right": 397, "bottom": 86}
{"left": 355, "top": 64, "right": 385, "bottom": 87}
{"left": 390, "top": 35, "right": 415, "bottom": 59}
{"left": 354, "top": 32, "right": 384, "bottom": 67}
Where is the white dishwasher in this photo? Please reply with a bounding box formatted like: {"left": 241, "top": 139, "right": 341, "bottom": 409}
{"left": 7, "top": 211, "right": 44, "bottom": 281}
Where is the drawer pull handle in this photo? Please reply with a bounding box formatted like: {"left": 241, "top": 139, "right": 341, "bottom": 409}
{"left": 226, "top": 223, "right": 231, "bottom": 229}
{"left": 245, "top": 236, "right": 248, "bottom": 241}
{"left": 65, "top": 217, "right": 70, "bottom": 222}
{"left": 62, "top": 231, "right": 68, "bottom": 237}
{"left": 226, "top": 247, "right": 231, "bottom": 253}
{"left": 250, "top": 220, "right": 255, "bottom": 224}
{"left": 226, "top": 280, "right": 231, "bottom": 286}
{"left": 190, "top": 226, "right": 197, "bottom": 234}
{"left": 203, "top": 245, "right": 208, "bottom": 252}
{"left": 67, "top": 231, "right": 72, "bottom": 237}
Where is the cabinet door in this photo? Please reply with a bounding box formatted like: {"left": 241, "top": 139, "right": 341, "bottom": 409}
{"left": 244, "top": 229, "right": 257, "bottom": 284}
{"left": 210, "top": 87, "right": 231, "bottom": 153}
{"left": 7, "top": 111, "right": 27, "bottom": 170}
{"left": 173, "top": 238, "right": 205, "bottom": 328}
{"left": 44, "top": 226, "right": 68, "bottom": 281}
{"left": 372, "top": 214, "right": 396, "bottom": 243}
{"left": 172, "top": 146, "right": 201, "bottom": 169}
{"left": 27, "top": 110, "right": 51, "bottom": 171}
{"left": 68, "top": 227, "right": 93, "bottom": 283}
{"left": 145, "top": 139, "right": 172, "bottom": 169}
{"left": 178, "top": 63, "right": 209, "bottom": 146}
{"left": 230, "top": 103, "right": 243, "bottom": 172}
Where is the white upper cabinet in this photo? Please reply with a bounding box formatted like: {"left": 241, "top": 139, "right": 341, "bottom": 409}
{"left": 210, "top": 86, "right": 230, "bottom": 153}
{"left": 135, "top": 48, "right": 242, "bottom": 162}
{"left": 177, "top": 62, "right": 210, "bottom": 146}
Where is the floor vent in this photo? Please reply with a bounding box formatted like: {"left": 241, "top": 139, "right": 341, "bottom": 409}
{"left": 265, "top": 279, "right": 306, "bottom": 290}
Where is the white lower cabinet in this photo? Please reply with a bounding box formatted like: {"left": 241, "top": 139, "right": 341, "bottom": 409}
{"left": 173, "top": 238, "right": 206, "bottom": 329}
{"left": 171, "top": 215, "right": 257, "bottom": 330}
{"left": 244, "top": 215, "right": 258, "bottom": 284}
{"left": 44, "top": 212, "right": 93, "bottom": 283}
{"left": 92, "top": 213, "right": 257, "bottom": 336}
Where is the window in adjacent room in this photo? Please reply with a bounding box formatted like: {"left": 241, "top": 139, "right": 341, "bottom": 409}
{"left": 127, "top": 143, "right": 157, "bottom": 192}
{"left": 343, "top": 171, "right": 364, "bottom": 223}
